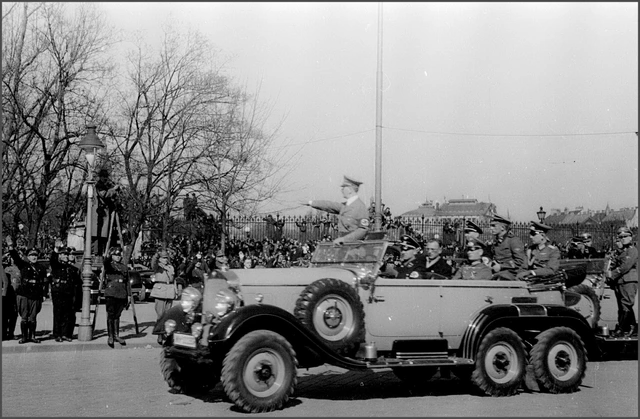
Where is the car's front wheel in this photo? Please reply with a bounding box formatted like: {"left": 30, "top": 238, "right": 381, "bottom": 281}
{"left": 472, "top": 327, "right": 526, "bottom": 396}
{"left": 529, "top": 327, "right": 587, "bottom": 393}
{"left": 221, "top": 330, "right": 298, "bottom": 413}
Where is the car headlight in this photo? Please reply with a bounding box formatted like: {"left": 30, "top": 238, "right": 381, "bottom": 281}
{"left": 213, "top": 288, "right": 237, "bottom": 318}
{"left": 164, "top": 319, "right": 176, "bottom": 335}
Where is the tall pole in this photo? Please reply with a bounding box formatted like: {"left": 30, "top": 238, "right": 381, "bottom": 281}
{"left": 77, "top": 172, "right": 95, "bottom": 341}
{"left": 374, "top": 2, "right": 383, "bottom": 231}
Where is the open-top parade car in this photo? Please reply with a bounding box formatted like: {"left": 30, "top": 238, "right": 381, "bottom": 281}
{"left": 155, "top": 239, "right": 635, "bottom": 413}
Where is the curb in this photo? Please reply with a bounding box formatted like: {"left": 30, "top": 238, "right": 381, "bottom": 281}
{"left": 2, "top": 339, "right": 161, "bottom": 354}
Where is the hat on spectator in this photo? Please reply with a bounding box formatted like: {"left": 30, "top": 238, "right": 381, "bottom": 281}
{"left": 464, "top": 220, "right": 483, "bottom": 234}
{"left": 617, "top": 227, "right": 632, "bottom": 238}
{"left": 66, "top": 246, "right": 76, "bottom": 253}
{"left": 571, "top": 236, "right": 584, "bottom": 244}
{"left": 491, "top": 214, "right": 512, "bottom": 225}
{"left": 341, "top": 175, "right": 362, "bottom": 189}
{"left": 158, "top": 250, "right": 170, "bottom": 258}
{"left": 215, "top": 249, "right": 226, "bottom": 258}
{"left": 397, "top": 234, "right": 421, "bottom": 251}
{"left": 530, "top": 221, "right": 552, "bottom": 234}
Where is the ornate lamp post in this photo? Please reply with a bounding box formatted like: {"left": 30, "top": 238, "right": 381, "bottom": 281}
{"left": 537, "top": 206, "right": 547, "bottom": 223}
{"left": 77, "top": 124, "right": 105, "bottom": 341}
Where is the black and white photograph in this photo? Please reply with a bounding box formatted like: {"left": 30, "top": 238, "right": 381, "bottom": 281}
{"left": 2, "top": 2, "right": 637, "bottom": 417}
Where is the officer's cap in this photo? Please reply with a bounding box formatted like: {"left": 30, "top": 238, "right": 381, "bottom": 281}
{"left": 397, "top": 234, "right": 420, "bottom": 251}
{"left": 340, "top": 175, "right": 363, "bottom": 189}
{"left": 27, "top": 248, "right": 39, "bottom": 256}
{"left": 466, "top": 237, "right": 487, "bottom": 250}
{"left": 158, "top": 249, "right": 170, "bottom": 258}
{"left": 110, "top": 247, "right": 123, "bottom": 256}
{"left": 464, "top": 220, "right": 483, "bottom": 234}
{"left": 571, "top": 236, "right": 585, "bottom": 244}
{"left": 617, "top": 227, "right": 632, "bottom": 238}
{"left": 530, "top": 221, "right": 552, "bottom": 234}
{"left": 215, "top": 249, "right": 226, "bottom": 258}
{"left": 580, "top": 232, "right": 592, "bottom": 241}
{"left": 490, "top": 214, "right": 512, "bottom": 225}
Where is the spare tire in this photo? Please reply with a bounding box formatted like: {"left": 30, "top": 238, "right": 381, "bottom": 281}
{"left": 565, "top": 284, "right": 601, "bottom": 329}
{"left": 294, "top": 278, "right": 365, "bottom": 357}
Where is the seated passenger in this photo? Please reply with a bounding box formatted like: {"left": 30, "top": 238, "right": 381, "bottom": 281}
{"left": 384, "top": 235, "right": 426, "bottom": 279}
{"left": 452, "top": 238, "right": 493, "bottom": 280}
{"left": 516, "top": 221, "right": 560, "bottom": 280}
{"left": 423, "top": 238, "right": 453, "bottom": 278}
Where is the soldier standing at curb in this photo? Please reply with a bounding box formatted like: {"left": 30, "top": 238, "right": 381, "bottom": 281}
{"left": 607, "top": 226, "right": 638, "bottom": 338}
{"left": 150, "top": 249, "right": 176, "bottom": 344}
{"left": 103, "top": 247, "right": 129, "bottom": 348}
{"left": 49, "top": 242, "right": 82, "bottom": 342}
{"left": 6, "top": 237, "right": 47, "bottom": 344}
{"left": 301, "top": 175, "right": 370, "bottom": 245}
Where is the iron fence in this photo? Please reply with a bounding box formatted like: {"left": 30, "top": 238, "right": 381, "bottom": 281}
{"left": 169, "top": 214, "right": 632, "bottom": 253}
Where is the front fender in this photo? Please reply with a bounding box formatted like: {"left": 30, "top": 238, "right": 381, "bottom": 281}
{"left": 460, "top": 304, "right": 597, "bottom": 359}
{"left": 209, "top": 304, "right": 368, "bottom": 370}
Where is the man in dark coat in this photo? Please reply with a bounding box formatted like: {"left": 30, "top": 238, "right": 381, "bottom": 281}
{"left": 7, "top": 237, "right": 47, "bottom": 344}
{"left": 49, "top": 244, "right": 82, "bottom": 342}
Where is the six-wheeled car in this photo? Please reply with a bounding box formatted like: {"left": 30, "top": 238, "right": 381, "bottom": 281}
{"left": 153, "top": 238, "right": 636, "bottom": 413}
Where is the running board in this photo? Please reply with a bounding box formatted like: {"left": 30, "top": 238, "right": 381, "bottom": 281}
{"left": 363, "top": 356, "right": 474, "bottom": 370}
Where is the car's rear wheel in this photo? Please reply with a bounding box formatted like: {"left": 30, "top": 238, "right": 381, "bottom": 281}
{"left": 530, "top": 327, "right": 587, "bottom": 393}
{"left": 221, "top": 330, "right": 297, "bottom": 413}
{"left": 471, "top": 327, "right": 526, "bottom": 396}
{"left": 565, "top": 284, "right": 601, "bottom": 329}
{"left": 294, "top": 278, "right": 365, "bottom": 357}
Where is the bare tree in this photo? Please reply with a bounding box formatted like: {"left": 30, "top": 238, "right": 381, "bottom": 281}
{"left": 2, "top": 2, "right": 115, "bottom": 246}
{"left": 194, "top": 82, "right": 295, "bottom": 251}
{"left": 107, "top": 25, "right": 232, "bottom": 255}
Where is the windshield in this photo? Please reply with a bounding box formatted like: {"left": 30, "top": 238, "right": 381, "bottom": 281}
{"left": 310, "top": 241, "right": 387, "bottom": 267}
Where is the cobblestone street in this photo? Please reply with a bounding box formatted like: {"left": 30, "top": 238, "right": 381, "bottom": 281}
{"left": 3, "top": 347, "right": 637, "bottom": 417}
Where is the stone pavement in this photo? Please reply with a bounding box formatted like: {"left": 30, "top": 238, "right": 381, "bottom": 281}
{"left": 1, "top": 298, "right": 165, "bottom": 353}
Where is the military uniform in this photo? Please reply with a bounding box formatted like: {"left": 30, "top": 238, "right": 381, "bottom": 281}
{"left": 103, "top": 250, "right": 129, "bottom": 347}
{"left": 489, "top": 232, "right": 526, "bottom": 280}
{"left": 308, "top": 176, "right": 370, "bottom": 242}
{"left": 49, "top": 250, "right": 82, "bottom": 341}
{"left": 394, "top": 254, "right": 429, "bottom": 279}
{"left": 609, "top": 228, "right": 638, "bottom": 336}
{"left": 452, "top": 263, "right": 493, "bottom": 280}
{"left": 10, "top": 248, "right": 47, "bottom": 343}
{"left": 526, "top": 244, "right": 561, "bottom": 277}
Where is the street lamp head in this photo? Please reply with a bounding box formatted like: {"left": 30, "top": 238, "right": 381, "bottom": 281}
{"left": 78, "top": 124, "right": 105, "bottom": 169}
{"left": 536, "top": 206, "right": 546, "bottom": 223}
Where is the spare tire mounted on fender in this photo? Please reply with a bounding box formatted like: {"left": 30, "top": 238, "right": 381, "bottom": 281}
{"left": 294, "top": 278, "right": 365, "bottom": 357}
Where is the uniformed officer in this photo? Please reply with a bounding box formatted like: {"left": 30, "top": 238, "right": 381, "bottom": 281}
{"left": 517, "top": 221, "right": 560, "bottom": 280}
{"left": 387, "top": 235, "right": 427, "bottom": 279}
{"left": 488, "top": 215, "right": 526, "bottom": 280}
{"left": 463, "top": 220, "right": 493, "bottom": 264}
{"left": 579, "top": 232, "right": 600, "bottom": 259}
{"left": 301, "top": 175, "right": 370, "bottom": 245}
{"left": 6, "top": 237, "right": 47, "bottom": 344}
{"left": 452, "top": 238, "right": 493, "bottom": 280}
{"left": 49, "top": 245, "right": 82, "bottom": 342}
{"left": 606, "top": 227, "right": 638, "bottom": 337}
{"left": 103, "top": 247, "right": 130, "bottom": 348}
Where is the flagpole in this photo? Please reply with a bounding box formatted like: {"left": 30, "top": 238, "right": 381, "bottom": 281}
{"left": 374, "top": 2, "right": 383, "bottom": 231}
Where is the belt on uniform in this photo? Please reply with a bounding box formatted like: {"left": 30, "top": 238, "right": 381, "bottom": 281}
{"left": 27, "top": 280, "right": 38, "bottom": 284}
{"left": 108, "top": 279, "right": 124, "bottom": 283}
{"left": 154, "top": 281, "right": 170, "bottom": 284}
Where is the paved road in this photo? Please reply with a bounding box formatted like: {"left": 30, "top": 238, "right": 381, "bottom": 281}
{"left": 2, "top": 347, "right": 637, "bottom": 417}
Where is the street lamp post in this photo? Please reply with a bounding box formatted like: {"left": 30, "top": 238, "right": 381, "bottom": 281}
{"left": 537, "top": 206, "right": 547, "bottom": 223}
{"left": 77, "top": 124, "right": 105, "bottom": 341}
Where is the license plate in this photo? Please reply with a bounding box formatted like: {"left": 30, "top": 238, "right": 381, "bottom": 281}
{"left": 173, "top": 333, "right": 196, "bottom": 349}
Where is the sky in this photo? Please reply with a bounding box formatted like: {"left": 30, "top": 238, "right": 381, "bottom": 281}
{"left": 97, "top": 2, "right": 638, "bottom": 222}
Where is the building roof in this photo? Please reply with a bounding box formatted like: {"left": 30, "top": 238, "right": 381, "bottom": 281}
{"left": 401, "top": 199, "right": 495, "bottom": 218}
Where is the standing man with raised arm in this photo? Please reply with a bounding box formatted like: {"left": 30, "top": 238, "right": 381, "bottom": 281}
{"left": 301, "top": 175, "right": 370, "bottom": 245}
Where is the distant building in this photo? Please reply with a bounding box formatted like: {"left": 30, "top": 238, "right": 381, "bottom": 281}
{"left": 543, "top": 205, "right": 638, "bottom": 228}
{"left": 401, "top": 198, "right": 496, "bottom": 223}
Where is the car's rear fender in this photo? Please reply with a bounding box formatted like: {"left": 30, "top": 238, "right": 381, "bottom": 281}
{"left": 459, "top": 304, "right": 597, "bottom": 359}
{"left": 209, "top": 303, "right": 368, "bottom": 370}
